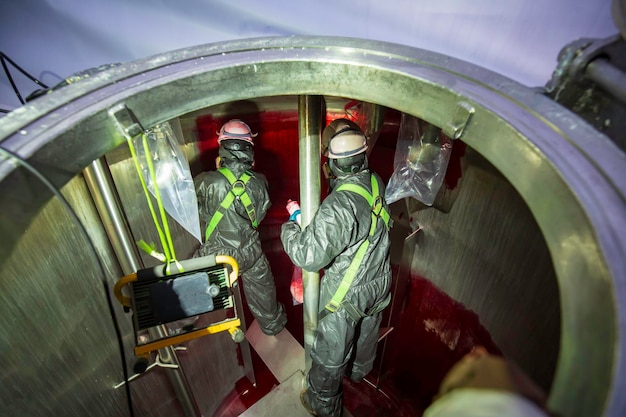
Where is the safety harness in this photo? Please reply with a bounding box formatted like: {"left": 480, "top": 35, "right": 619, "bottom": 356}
{"left": 320, "top": 174, "right": 391, "bottom": 320}
{"left": 204, "top": 167, "right": 258, "bottom": 241}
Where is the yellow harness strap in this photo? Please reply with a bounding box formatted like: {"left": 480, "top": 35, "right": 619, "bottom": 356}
{"left": 204, "top": 167, "right": 258, "bottom": 242}
{"left": 323, "top": 175, "right": 389, "bottom": 315}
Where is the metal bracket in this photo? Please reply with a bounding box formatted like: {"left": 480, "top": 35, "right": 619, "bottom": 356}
{"left": 546, "top": 35, "right": 624, "bottom": 93}
{"left": 109, "top": 103, "right": 145, "bottom": 140}
{"left": 113, "top": 349, "right": 186, "bottom": 389}
{"left": 568, "top": 35, "right": 623, "bottom": 79}
{"left": 443, "top": 101, "right": 475, "bottom": 140}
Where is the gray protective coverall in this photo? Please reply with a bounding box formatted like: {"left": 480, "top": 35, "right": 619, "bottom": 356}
{"left": 195, "top": 146, "right": 286, "bottom": 335}
{"left": 281, "top": 168, "right": 392, "bottom": 417}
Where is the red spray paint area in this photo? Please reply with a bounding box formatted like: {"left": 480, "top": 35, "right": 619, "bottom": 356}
{"left": 194, "top": 108, "right": 498, "bottom": 417}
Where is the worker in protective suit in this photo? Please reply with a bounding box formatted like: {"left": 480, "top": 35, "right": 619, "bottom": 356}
{"left": 195, "top": 119, "right": 287, "bottom": 336}
{"left": 281, "top": 119, "right": 392, "bottom": 417}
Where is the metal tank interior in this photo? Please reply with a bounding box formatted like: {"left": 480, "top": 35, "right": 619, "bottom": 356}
{"left": 0, "top": 36, "right": 625, "bottom": 417}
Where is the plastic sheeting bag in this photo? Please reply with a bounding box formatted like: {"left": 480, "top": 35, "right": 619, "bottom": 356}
{"left": 385, "top": 114, "right": 453, "bottom": 206}
{"left": 133, "top": 122, "right": 202, "bottom": 243}
{"left": 290, "top": 266, "right": 303, "bottom": 305}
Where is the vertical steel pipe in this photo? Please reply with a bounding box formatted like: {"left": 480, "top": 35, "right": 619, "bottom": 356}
{"left": 83, "top": 157, "right": 202, "bottom": 417}
{"left": 297, "top": 95, "right": 323, "bottom": 372}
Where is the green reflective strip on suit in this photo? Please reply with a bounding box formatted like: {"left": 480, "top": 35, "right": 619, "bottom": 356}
{"left": 324, "top": 174, "right": 389, "bottom": 315}
{"left": 204, "top": 167, "right": 257, "bottom": 241}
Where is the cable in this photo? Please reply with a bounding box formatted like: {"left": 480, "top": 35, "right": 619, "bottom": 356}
{"left": 0, "top": 52, "right": 49, "bottom": 105}
{"left": 0, "top": 146, "right": 135, "bottom": 417}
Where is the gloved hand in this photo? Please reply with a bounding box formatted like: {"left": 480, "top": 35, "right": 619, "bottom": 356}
{"left": 286, "top": 199, "right": 301, "bottom": 225}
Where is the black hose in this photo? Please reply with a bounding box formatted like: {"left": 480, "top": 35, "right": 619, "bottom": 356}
{"left": 0, "top": 51, "right": 50, "bottom": 106}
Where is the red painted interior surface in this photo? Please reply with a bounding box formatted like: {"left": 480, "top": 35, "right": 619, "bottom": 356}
{"left": 195, "top": 107, "right": 497, "bottom": 417}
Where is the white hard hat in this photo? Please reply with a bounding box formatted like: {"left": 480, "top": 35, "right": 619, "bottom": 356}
{"left": 324, "top": 119, "right": 368, "bottom": 159}
{"left": 217, "top": 119, "right": 257, "bottom": 145}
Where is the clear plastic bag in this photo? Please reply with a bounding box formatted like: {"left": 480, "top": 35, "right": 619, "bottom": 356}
{"left": 133, "top": 122, "right": 202, "bottom": 243}
{"left": 290, "top": 266, "right": 303, "bottom": 305}
{"left": 384, "top": 114, "right": 453, "bottom": 206}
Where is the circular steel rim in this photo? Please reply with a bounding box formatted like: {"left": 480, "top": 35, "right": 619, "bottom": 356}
{"left": 0, "top": 36, "right": 624, "bottom": 416}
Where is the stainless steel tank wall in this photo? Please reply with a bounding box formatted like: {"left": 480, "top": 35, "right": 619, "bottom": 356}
{"left": 0, "top": 174, "right": 182, "bottom": 416}
{"left": 405, "top": 146, "right": 561, "bottom": 392}
{"left": 0, "top": 162, "right": 248, "bottom": 417}
{"left": 0, "top": 37, "right": 624, "bottom": 417}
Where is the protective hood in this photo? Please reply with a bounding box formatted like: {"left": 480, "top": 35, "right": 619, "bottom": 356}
{"left": 328, "top": 157, "right": 368, "bottom": 190}
{"left": 219, "top": 146, "right": 254, "bottom": 173}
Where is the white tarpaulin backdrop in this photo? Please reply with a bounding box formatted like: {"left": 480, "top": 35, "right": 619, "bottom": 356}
{"left": 0, "top": 0, "right": 618, "bottom": 112}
